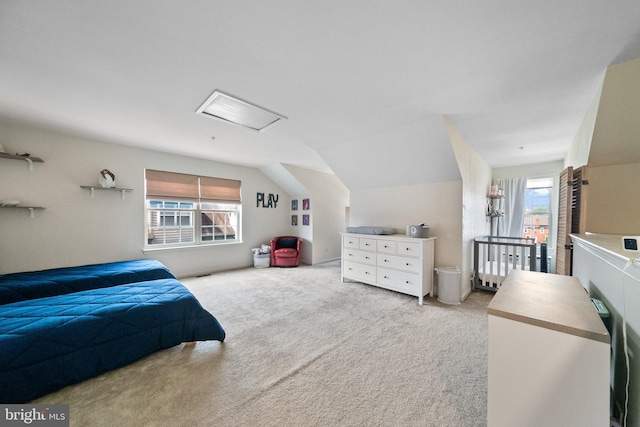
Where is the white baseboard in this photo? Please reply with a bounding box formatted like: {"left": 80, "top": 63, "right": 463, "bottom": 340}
{"left": 313, "top": 257, "right": 341, "bottom": 265}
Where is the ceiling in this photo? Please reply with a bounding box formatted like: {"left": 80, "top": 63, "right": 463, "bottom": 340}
{"left": 1, "top": 1, "right": 639, "bottom": 189}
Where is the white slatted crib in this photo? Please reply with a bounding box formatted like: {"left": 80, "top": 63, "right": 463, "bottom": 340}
{"left": 473, "top": 236, "right": 537, "bottom": 292}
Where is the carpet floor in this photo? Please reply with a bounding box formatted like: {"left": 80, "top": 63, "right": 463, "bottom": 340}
{"left": 34, "top": 261, "right": 493, "bottom": 427}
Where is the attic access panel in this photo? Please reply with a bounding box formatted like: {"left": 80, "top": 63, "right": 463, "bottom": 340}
{"left": 196, "top": 90, "right": 287, "bottom": 132}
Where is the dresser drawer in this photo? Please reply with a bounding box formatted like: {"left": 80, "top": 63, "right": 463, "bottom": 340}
{"left": 343, "top": 248, "right": 376, "bottom": 265}
{"left": 343, "top": 236, "right": 359, "bottom": 249}
{"left": 343, "top": 260, "right": 376, "bottom": 283}
{"left": 377, "top": 267, "right": 420, "bottom": 294}
{"left": 359, "top": 238, "right": 376, "bottom": 251}
{"left": 377, "top": 240, "right": 396, "bottom": 254}
{"left": 397, "top": 241, "right": 421, "bottom": 257}
{"left": 377, "top": 253, "right": 421, "bottom": 273}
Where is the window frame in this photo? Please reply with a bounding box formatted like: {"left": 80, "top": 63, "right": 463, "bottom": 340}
{"left": 146, "top": 199, "right": 242, "bottom": 249}
{"left": 144, "top": 170, "right": 242, "bottom": 250}
{"left": 522, "top": 177, "right": 553, "bottom": 246}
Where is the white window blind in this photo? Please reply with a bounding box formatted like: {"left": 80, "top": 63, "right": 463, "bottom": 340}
{"left": 145, "top": 169, "right": 241, "bottom": 202}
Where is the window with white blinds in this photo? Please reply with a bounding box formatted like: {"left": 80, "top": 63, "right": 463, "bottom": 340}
{"left": 145, "top": 170, "right": 241, "bottom": 247}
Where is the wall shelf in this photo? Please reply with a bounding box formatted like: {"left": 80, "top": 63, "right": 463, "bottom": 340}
{"left": 0, "top": 153, "right": 44, "bottom": 170}
{"left": 487, "top": 194, "right": 505, "bottom": 235}
{"left": 0, "top": 205, "right": 46, "bottom": 218}
{"left": 486, "top": 194, "right": 505, "bottom": 217}
{"left": 81, "top": 186, "right": 133, "bottom": 200}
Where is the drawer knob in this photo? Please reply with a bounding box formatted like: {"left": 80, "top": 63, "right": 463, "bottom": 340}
{"left": 406, "top": 262, "right": 410, "bottom": 266}
{"left": 384, "top": 275, "right": 389, "bottom": 279}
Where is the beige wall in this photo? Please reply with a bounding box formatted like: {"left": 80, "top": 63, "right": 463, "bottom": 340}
{"left": 0, "top": 120, "right": 292, "bottom": 277}
{"left": 348, "top": 180, "right": 463, "bottom": 272}
{"left": 446, "top": 117, "right": 492, "bottom": 298}
{"left": 284, "top": 165, "right": 349, "bottom": 264}
{"left": 584, "top": 162, "right": 640, "bottom": 235}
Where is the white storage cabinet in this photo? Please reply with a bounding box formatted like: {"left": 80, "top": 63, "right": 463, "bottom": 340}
{"left": 487, "top": 270, "right": 610, "bottom": 427}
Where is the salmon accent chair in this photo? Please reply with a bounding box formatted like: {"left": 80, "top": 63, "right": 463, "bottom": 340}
{"left": 270, "top": 236, "right": 302, "bottom": 267}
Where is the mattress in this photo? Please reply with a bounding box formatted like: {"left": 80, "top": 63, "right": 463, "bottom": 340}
{"left": 478, "top": 261, "right": 529, "bottom": 283}
{"left": 0, "top": 277, "right": 225, "bottom": 403}
{"left": 345, "top": 226, "right": 396, "bottom": 235}
{"left": 0, "top": 259, "right": 175, "bottom": 305}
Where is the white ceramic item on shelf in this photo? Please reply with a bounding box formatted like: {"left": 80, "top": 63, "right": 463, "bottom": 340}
{"left": 98, "top": 169, "right": 116, "bottom": 188}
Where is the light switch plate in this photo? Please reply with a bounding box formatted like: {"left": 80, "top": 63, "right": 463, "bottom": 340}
{"left": 622, "top": 236, "right": 640, "bottom": 252}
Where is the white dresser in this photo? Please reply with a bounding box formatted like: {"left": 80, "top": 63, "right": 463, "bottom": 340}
{"left": 340, "top": 233, "right": 436, "bottom": 304}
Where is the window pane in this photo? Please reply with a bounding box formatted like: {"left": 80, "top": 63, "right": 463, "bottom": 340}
{"left": 161, "top": 211, "right": 176, "bottom": 227}
{"left": 179, "top": 224, "right": 194, "bottom": 243}
{"left": 201, "top": 212, "right": 214, "bottom": 241}
{"left": 146, "top": 208, "right": 195, "bottom": 245}
{"left": 201, "top": 202, "right": 237, "bottom": 211}
{"left": 201, "top": 210, "right": 238, "bottom": 242}
{"left": 216, "top": 212, "right": 235, "bottom": 240}
{"left": 180, "top": 213, "right": 191, "bottom": 226}
{"left": 523, "top": 186, "right": 551, "bottom": 243}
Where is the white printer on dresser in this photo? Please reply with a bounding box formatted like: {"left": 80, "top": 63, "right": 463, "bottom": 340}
{"left": 340, "top": 232, "right": 436, "bottom": 304}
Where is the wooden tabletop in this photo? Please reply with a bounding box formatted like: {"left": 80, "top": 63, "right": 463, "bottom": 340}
{"left": 488, "top": 270, "right": 610, "bottom": 344}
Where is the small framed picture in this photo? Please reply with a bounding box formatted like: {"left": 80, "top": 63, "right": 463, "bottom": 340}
{"left": 302, "top": 198, "right": 310, "bottom": 210}
{"left": 291, "top": 199, "right": 298, "bottom": 211}
{"left": 303, "top": 214, "right": 310, "bottom": 226}
{"left": 291, "top": 215, "right": 298, "bottom": 226}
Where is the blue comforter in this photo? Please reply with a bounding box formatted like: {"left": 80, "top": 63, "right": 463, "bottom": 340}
{"left": 0, "top": 259, "right": 175, "bottom": 305}
{"left": 0, "top": 263, "right": 225, "bottom": 403}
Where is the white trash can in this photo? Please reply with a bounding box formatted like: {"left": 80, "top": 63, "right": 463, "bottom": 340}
{"left": 435, "top": 267, "right": 461, "bottom": 305}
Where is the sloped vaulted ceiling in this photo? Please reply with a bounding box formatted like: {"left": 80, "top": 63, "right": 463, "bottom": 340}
{"left": 1, "top": 2, "right": 640, "bottom": 191}
{"left": 320, "top": 115, "right": 461, "bottom": 190}
{"left": 589, "top": 58, "right": 640, "bottom": 167}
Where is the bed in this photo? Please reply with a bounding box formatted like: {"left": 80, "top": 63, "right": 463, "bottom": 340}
{"left": 0, "top": 259, "right": 175, "bottom": 305}
{"left": 0, "top": 260, "right": 225, "bottom": 403}
{"left": 473, "top": 236, "right": 537, "bottom": 292}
